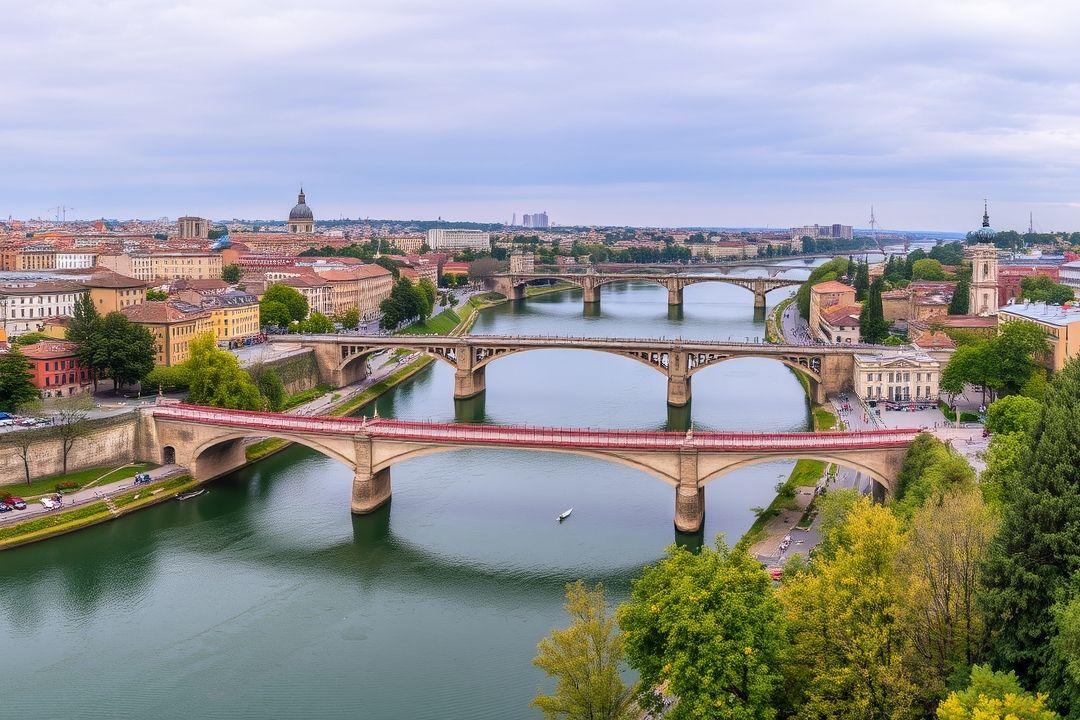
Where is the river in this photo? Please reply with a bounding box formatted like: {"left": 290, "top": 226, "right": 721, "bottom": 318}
{"left": 1, "top": 262, "right": 826, "bottom": 719}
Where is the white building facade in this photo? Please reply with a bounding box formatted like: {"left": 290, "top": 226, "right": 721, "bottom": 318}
{"left": 55, "top": 251, "right": 98, "bottom": 269}
{"left": 853, "top": 350, "right": 941, "bottom": 403}
{"left": 0, "top": 281, "right": 88, "bottom": 337}
{"left": 426, "top": 228, "right": 491, "bottom": 252}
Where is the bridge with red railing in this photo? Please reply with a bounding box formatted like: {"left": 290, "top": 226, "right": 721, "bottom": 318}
{"left": 146, "top": 403, "right": 920, "bottom": 533}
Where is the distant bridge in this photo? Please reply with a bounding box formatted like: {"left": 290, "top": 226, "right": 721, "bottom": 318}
{"left": 492, "top": 271, "right": 804, "bottom": 308}
{"left": 141, "top": 403, "right": 918, "bottom": 532}
{"left": 273, "top": 334, "right": 869, "bottom": 405}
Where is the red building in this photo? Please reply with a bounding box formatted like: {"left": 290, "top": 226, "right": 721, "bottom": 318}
{"left": 19, "top": 340, "right": 92, "bottom": 398}
{"left": 998, "top": 265, "right": 1060, "bottom": 306}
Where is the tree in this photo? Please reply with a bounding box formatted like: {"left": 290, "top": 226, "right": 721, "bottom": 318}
{"left": 981, "top": 359, "right": 1080, "bottom": 715}
{"left": 12, "top": 331, "right": 49, "bottom": 346}
{"left": 260, "top": 284, "right": 308, "bottom": 326}
{"left": 467, "top": 257, "right": 505, "bottom": 284}
{"left": 779, "top": 500, "right": 917, "bottom": 720}
{"left": 898, "top": 489, "right": 997, "bottom": 711}
{"left": 145, "top": 364, "right": 191, "bottom": 393}
{"left": 912, "top": 258, "right": 948, "bottom": 280}
{"left": 936, "top": 665, "right": 1058, "bottom": 720}
{"left": 532, "top": 582, "right": 638, "bottom": 720}
{"left": 995, "top": 320, "right": 1050, "bottom": 396}
{"left": 1020, "top": 275, "right": 1074, "bottom": 305}
{"left": 183, "top": 333, "right": 265, "bottom": 410}
{"left": 93, "top": 312, "right": 156, "bottom": 393}
{"left": 51, "top": 394, "right": 95, "bottom": 476}
{"left": 146, "top": 288, "right": 168, "bottom": 300}
{"left": 221, "top": 263, "right": 242, "bottom": 283}
{"left": 301, "top": 311, "right": 334, "bottom": 334}
{"left": 417, "top": 278, "right": 437, "bottom": 314}
{"left": 618, "top": 538, "right": 785, "bottom": 720}
{"left": 985, "top": 395, "right": 1041, "bottom": 435}
{"left": 854, "top": 260, "right": 870, "bottom": 301}
{"left": 379, "top": 277, "right": 430, "bottom": 330}
{"left": 66, "top": 294, "right": 102, "bottom": 390}
{"left": 796, "top": 258, "right": 850, "bottom": 320}
{"left": 252, "top": 366, "right": 286, "bottom": 412}
{"left": 941, "top": 342, "right": 1002, "bottom": 406}
{"left": 0, "top": 349, "right": 39, "bottom": 412}
{"left": 333, "top": 308, "right": 360, "bottom": 330}
{"left": 860, "top": 277, "right": 889, "bottom": 343}
{"left": 949, "top": 276, "right": 970, "bottom": 315}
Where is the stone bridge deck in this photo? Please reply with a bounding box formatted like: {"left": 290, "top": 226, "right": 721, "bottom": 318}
{"left": 145, "top": 403, "right": 918, "bottom": 532}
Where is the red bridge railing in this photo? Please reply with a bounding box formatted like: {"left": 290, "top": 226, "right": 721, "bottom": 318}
{"left": 152, "top": 404, "right": 919, "bottom": 452}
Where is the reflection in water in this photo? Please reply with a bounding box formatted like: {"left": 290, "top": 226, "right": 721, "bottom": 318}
{"left": 752, "top": 304, "right": 767, "bottom": 325}
{"left": 582, "top": 300, "right": 601, "bottom": 317}
{"left": 667, "top": 304, "right": 684, "bottom": 322}
{"left": 0, "top": 275, "right": 828, "bottom": 720}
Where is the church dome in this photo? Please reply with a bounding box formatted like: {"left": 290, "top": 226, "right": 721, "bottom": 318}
{"left": 971, "top": 199, "right": 995, "bottom": 240}
{"left": 289, "top": 188, "right": 313, "bottom": 221}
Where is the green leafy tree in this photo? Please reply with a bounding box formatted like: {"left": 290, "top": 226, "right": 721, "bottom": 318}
{"left": 912, "top": 258, "right": 948, "bottom": 280}
{"left": 780, "top": 500, "right": 917, "bottom": 720}
{"left": 221, "top": 263, "right": 242, "bottom": 283}
{"left": 980, "top": 430, "right": 1027, "bottom": 509}
{"left": 859, "top": 276, "right": 889, "bottom": 343}
{"left": 66, "top": 294, "right": 102, "bottom": 390}
{"left": 418, "top": 278, "right": 437, "bottom": 314}
{"left": 0, "top": 348, "right": 39, "bottom": 412}
{"left": 892, "top": 433, "right": 976, "bottom": 521}
{"left": 532, "top": 582, "right": 638, "bottom": 720}
{"left": 146, "top": 288, "right": 168, "bottom": 300}
{"left": 949, "top": 276, "right": 970, "bottom": 315}
{"left": 981, "top": 359, "right": 1080, "bottom": 715}
{"left": 183, "top": 333, "right": 265, "bottom": 410}
{"left": 618, "top": 538, "right": 785, "bottom": 720}
{"left": 854, "top": 260, "right": 870, "bottom": 301}
{"left": 379, "top": 277, "right": 431, "bottom": 330}
{"left": 260, "top": 284, "right": 309, "bottom": 325}
{"left": 1020, "top": 275, "right": 1074, "bottom": 305}
{"left": 899, "top": 488, "right": 997, "bottom": 711}
{"left": 301, "top": 311, "right": 334, "bottom": 334}
{"left": 253, "top": 367, "right": 286, "bottom": 412}
{"left": 12, "top": 331, "right": 48, "bottom": 347}
{"left": 333, "top": 308, "right": 360, "bottom": 329}
{"left": 145, "top": 364, "right": 191, "bottom": 393}
{"left": 941, "top": 341, "right": 1002, "bottom": 406}
{"left": 985, "top": 395, "right": 1041, "bottom": 435}
{"left": 93, "top": 312, "right": 156, "bottom": 393}
{"left": 995, "top": 320, "right": 1050, "bottom": 396}
{"left": 936, "top": 665, "right": 1058, "bottom": 720}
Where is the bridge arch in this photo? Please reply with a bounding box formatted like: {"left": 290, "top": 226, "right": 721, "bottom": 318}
{"left": 336, "top": 344, "right": 458, "bottom": 385}
{"left": 369, "top": 442, "right": 680, "bottom": 486}
{"left": 470, "top": 345, "right": 672, "bottom": 375}
{"left": 698, "top": 453, "right": 894, "bottom": 493}
{"left": 186, "top": 429, "right": 358, "bottom": 480}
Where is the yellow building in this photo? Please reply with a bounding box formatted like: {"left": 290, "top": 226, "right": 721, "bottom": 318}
{"left": 809, "top": 280, "right": 857, "bottom": 342}
{"left": 315, "top": 265, "right": 394, "bottom": 320}
{"left": 98, "top": 252, "right": 223, "bottom": 282}
{"left": 80, "top": 269, "right": 148, "bottom": 313}
{"left": 998, "top": 301, "right": 1080, "bottom": 372}
{"left": 122, "top": 300, "right": 212, "bottom": 366}
{"left": 174, "top": 290, "right": 261, "bottom": 347}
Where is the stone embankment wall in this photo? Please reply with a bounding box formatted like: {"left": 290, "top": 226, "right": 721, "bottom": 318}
{"left": 0, "top": 414, "right": 138, "bottom": 485}
{"left": 251, "top": 349, "right": 321, "bottom": 394}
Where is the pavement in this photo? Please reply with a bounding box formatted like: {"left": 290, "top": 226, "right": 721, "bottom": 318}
{"left": 0, "top": 464, "right": 186, "bottom": 526}
{"left": 779, "top": 298, "right": 817, "bottom": 345}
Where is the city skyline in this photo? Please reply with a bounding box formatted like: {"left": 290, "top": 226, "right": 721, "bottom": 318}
{"left": 7, "top": 1, "right": 1080, "bottom": 231}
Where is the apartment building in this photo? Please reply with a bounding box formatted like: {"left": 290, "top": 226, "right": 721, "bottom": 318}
{"left": 98, "top": 251, "right": 223, "bottom": 282}
{"left": 122, "top": 300, "right": 212, "bottom": 366}
{"left": 0, "top": 280, "right": 86, "bottom": 338}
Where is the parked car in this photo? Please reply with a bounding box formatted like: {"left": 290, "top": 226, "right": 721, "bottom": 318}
{"left": 0, "top": 502, "right": 11, "bottom": 513}
{"left": 8, "top": 497, "right": 26, "bottom": 510}
{"left": 39, "top": 497, "right": 56, "bottom": 510}
{"left": 134, "top": 473, "right": 152, "bottom": 485}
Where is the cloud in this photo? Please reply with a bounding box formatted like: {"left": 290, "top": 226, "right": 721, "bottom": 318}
{"left": 4, "top": 0, "right": 1080, "bottom": 230}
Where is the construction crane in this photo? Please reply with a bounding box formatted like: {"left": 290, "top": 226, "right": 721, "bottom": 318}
{"left": 46, "top": 205, "right": 76, "bottom": 222}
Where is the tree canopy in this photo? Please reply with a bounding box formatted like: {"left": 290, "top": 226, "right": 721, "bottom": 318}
{"left": 184, "top": 333, "right": 265, "bottom": 410}
{"left": 0, "top": 348, "right": 39, "bottom": 412}
{"left": 1020, "top": 275, "right": 1074, "bottom": 305}
{"left": 260, "top": 284, "right": 309, "bottom": 327}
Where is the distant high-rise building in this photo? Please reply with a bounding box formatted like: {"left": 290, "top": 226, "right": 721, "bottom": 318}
{"left": 426, "top": 228, "right": 491, "bottom": 251}
{"left": 522, "top": 212, "right": 549, "bottom": 229}
{"left": 790, "top": 223, "right": 853, "bottom": 241}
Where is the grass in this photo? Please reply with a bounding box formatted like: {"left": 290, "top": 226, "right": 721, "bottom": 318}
{"left": 741, "top": 459, "right": 826, "bottom": 546}
{"left": 283, "top": 383, "right": 332, "bottom": 410}
{"left": 0, "top": 502, "right": 111, "bottom": 544}
{"left": 246, "top": 437, "right": 288, "bottom": 462}
{"left": 939, "top": 402, "right": 981, "bottom": 423}
{"left": 399, "top": 308, "right": 461, "bottom": 335}
{"left": 813, "top": 406, "right": 838, "bottom": 431}
{"left": 112, "top": 475, "right": 196, "bottom": 508}
{"left": 1, "top": 463, "right": 156, "bottom": 500}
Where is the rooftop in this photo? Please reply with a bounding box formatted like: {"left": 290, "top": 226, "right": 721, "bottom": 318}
{"left": 1000, "top": 301, "right": 1080, "bottom": 327}
{"left": 122, "top": 300, "right": 208, "bottom": 324}
{"left": 19, "top": 339, "right": 80, "bottom": 360}
{"left": 810, "top": 280, "right": 854, "bottom": 294}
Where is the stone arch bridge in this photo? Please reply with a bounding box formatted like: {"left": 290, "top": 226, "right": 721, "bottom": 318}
{"left": 492, "top": 271, "right": 804, "bottom": 307}
{"left": 138, "top": 403, "right": 918, "bottom": 533}
{"left": 277, "top": 334, "right": 865, "bottom": 406}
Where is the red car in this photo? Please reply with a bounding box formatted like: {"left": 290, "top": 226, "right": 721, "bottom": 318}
{"left": 7, "top": 497, "right": 26, "bottom": 510}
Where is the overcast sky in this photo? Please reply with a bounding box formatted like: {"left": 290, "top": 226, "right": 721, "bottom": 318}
{"left": 5, "top": 1, "right": 1080, "bottom": 231}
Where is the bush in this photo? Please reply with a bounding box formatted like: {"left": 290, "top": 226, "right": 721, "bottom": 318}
{"left": 145, "top": 365, "right": 191, "bottom": 393}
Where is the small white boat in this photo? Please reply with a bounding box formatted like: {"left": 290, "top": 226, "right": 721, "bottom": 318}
{"left": 558, "top": 507, "right": 573, "bottom": 522}
{"left": 176, "top": 489, "right": 206, "bottom": 501}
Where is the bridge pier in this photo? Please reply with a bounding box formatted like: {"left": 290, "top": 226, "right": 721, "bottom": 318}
{"left": 582, "top": 285, "right": 601, "bottom": 304}
{"left": 675, "top": 449, "right": 704, "bottom": 532}
{"left": 454, "top": 367, "right": 486, "bottom": 399}
{"left": 667, "top": 287, "right": 683, "bottom": 306}
{"left": 753, "top": 290, "right": 767, "bottom": 308}
{"left": 352, "top": 468, "right": 391, "bottom": 514}
{"left": 667, "top": 375, "right": 691, "bottom": 407}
